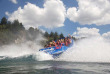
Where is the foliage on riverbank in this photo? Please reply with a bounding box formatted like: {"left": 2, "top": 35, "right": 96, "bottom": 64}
{"left": 0, "top": 17, "right": 65, "bottom": 46}
{"left": 44, "top": 31, "right": 64, "bottom": 43}
{"left": 0, "top": 17, "right": 43, "bottom": 45}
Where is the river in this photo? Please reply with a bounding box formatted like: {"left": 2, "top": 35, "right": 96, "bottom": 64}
{"left": 0, "top": 57, "right": 110, "bottom": 74}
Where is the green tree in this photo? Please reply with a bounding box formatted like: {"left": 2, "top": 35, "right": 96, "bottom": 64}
{"left": 0, "top": 17, "right": 47, "bottom": 46}
{"left": 19, "top": 23, "right": 25, "bottom": 30}
{"left": 35, "top": 28, "right": 40, "bottom": 35}
{"left": 11, "top": 20, "right": 25, "bottom": 33}
{"left": 54, "top": 32, "right": 58, "bottom": 40}
{"left": 12, "top": 20, "right": 20, "bottom": 33}
{"left": 60, "top": 33, "right": 64, "bottom": 38}
{"left": 49, "top": 32, "right": 54, "bottom": 37}
{"left": 7, "top": 21, "right": 11, "bottom": 25}
{"left": 28, "top": 27, "right": 35, "bottom": 34}
{"left": 44, "top": 31, "right": 49, "bottom": 38}
{"left": 1, "top": 17, "right": 7, "bottom": 25}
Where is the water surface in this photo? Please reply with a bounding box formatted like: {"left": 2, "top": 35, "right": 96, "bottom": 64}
{"left": 0, "top": 58, "right": 110, "bottom": 74}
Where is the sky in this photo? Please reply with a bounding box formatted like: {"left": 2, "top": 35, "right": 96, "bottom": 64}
{"left": 0, "top": 0, "right": 110, "bottom": 36}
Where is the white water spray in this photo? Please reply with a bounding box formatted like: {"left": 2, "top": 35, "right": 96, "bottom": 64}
{"left": 0, "top": 34, "right": 53, "bottom": 61}
{"left": 1, "top": 27, "right": 110, "bottom": 62}
{"left": 36, "top": 52, "right": 53, "bottom": 61}
{"left": 58, "top": 27, "right": 110, "bottom": 62}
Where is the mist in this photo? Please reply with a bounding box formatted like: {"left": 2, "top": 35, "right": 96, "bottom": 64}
{"left": 0, "top": 33, "right": 46, "bottom": 60}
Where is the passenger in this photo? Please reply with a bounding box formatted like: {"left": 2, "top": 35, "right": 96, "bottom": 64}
{"left": 64, "top": 38, "right": 66, "bottom": 45}
{"left": 45, "top": 35, "right": 72, "bottom": 48}
{"left": 68, "top": 34, "right": 72, "bottom": 39}
{"left": 56, "top": 40, "right": 60, "bottom": 46}
{"left": 55, "top": 40, "right": 62, "bottom": 49}
{"left": 67, "top": 37, "right": 71, "bottom": 45}
{"left": 52, "top": 40, "right": 57, "bottom": 46}
{"left": 59, "top": 40, "right": 62, "bottom": 46}
{"left": 51, "top": 40, "right": 54, "bottom": 46}
{"left": 61, "top": 40, "right": 65, "bottom": 46}
{"left": 64, "top": 40, "right": 68, "bottom": 46}
{"left": 64, "top": 37, "right": 68, "bottom": 46}
{"left": 61, "top": 39, "right": 64, "bottom": 43}
{"left": 54, "top": 43, "right": 57, "bottom": 46}
{"left": 48, "top": 42, "right": 51, "bottom": 47}
{"left": 60, "top": 40, "right": 63, "bottom": 46}
{"left": 59, "top": 39, "right": 61, "bottom": 43}
{"left": 64, "top": 37, "right": 67, "bottom": 41}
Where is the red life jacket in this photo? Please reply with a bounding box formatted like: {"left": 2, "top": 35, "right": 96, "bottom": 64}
{"left": 49, "top": 44, "right": 51, "bottom": 47}
{"left": 54, "top": 43, "right": 57, "bottom": 46}
{"left": 57, "top": 42, "right": 60, "bottom": 46}
{"left": 55, "top": 43, "right": 62, "bottom": 49}
{"left": 55, "top": 46, "right": 61, "bottom": 49}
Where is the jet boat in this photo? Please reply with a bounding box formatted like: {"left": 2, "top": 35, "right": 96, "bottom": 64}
{"left": 39, "top": 39, "right": 74, "bottom": 58}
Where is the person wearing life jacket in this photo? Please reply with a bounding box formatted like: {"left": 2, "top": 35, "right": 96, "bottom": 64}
{"left": 48, "top": 42, "right": 51, "bottom": 47}
{"left": 56, "top": 40, "right": 60, "bottom": 46}
{"left": 59, "top": 40, "right": 62, "bottom": 47}
{"left": 68, "top": 34, "right": 72, "bottom": 39}
{"left": 55, "top": 40, "right": 62, "bottom": 49}
{"left": 67, "top": 37, "right": 71, "bottom": 45}
{"left": 64, "top": 37, "right": 68, "bottom": 46}
{"left": 52, "top": 40, "right": 57, "bottom": 47}
{"left": 60, "top": 39, "right": 63, "bottom": 47}
{"left": 65, "top": 40, "right": 68, "bottom": 46}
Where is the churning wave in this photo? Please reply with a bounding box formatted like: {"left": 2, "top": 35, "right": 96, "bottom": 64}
{"left": 0, "top": 41, "right": 53, "bottom": 62}
{"left": 1, "top": 36, "right": 110, "bottom": 63}
{"left": 58, "top": 36, "right": 110, "bottom": 63}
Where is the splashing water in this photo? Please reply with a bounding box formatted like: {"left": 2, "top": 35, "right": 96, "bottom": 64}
{"left": 0, "top": 42, "right": 53, "bottom": 61}
{"left": 0, "top": 34, "right": 53, "bottom": 61}
{"left": 1, "top": 36, "right": 110, "bottom": 62}
{"left": 36, "top": 52, "right": 53, "bottom": 61}
{"left": 58, "top": 36, "right": 110, "bottom": 62}
{"left": 1, "top": 28, "right": 110, "bottom": 62}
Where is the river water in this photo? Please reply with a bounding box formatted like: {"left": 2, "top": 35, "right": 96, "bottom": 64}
{"left": 0, "top": 57, "right": 110, "bottom": 74}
